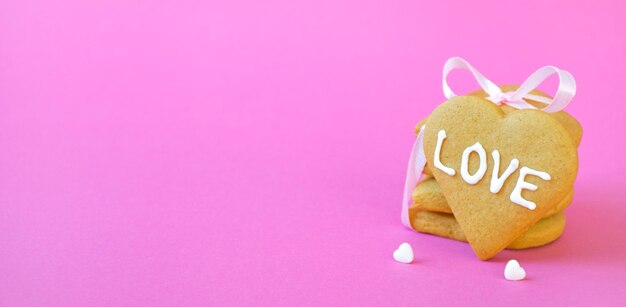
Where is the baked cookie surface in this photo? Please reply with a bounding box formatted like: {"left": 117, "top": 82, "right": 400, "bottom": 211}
{"left": 422, "top": 96, "right": 578, "bottom": 260}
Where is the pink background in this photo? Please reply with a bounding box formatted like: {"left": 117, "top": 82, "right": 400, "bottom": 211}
{"left": 1, "top": 0, "right": 625, "bottom": 306}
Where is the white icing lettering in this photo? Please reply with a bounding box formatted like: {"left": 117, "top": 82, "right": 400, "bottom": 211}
{"left": 431, "top": 132, "right": 552, "bottom": 210}
{"left": 460, "top": 142, "right": 487, "bottom": 184}
{"left": 490, "top": 150, "right": 520, "bottom": 193}
{"left": 434, "top": 130, "right": 456, "bottom": 176}
{"left": 510, "top": 167, "right": 551, "bottom": 210}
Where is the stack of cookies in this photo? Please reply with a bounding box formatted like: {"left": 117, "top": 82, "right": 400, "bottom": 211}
{"left": 408, "top": 86, "right": 582, "bottom": 253}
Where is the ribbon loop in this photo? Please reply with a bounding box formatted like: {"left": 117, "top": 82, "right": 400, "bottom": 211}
{"left": 443, "top": 56, "right": 502, "bottom": 100}
{"left": 442, "top": 57, "right": 576, "bottom": 113}
{"left": 509, "top": 66, "right": 577, "bottom": 112}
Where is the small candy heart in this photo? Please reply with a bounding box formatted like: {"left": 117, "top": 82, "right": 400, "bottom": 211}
{"left": 504, "top": 259, "right": 526, "bottom": 281}
{"left": 393, "top": 243, "right": 414, "bottom": 264}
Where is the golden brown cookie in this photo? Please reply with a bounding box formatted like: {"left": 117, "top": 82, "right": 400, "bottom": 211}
{"left": 409, "top": 210, "right": 466, "bottom": 243}
{"left": 507, "top": 213, "right": 566, "bottom": 249}
{"left": 422, "top": 96, "right": 578, "bottom": 260}
{"left": 408, "top": 208, "right": 566, "bottom": 250}
{"left": 412, "top": 176, "right": 573, "bottom": 217}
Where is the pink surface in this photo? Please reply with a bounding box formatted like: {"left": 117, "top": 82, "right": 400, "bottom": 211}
{"left": 0, "top": 0, "right": 625, "bottom": 306}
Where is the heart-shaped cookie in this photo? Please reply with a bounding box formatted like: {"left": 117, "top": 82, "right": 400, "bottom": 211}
{"left": 423, "top": 96, "right": 578, "bottom": 260}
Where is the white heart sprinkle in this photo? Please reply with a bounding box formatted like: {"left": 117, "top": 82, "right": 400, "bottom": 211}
{"left": 504, "top": 259, "right": 526, "bottom": 281}
{"left": 393, "top": 242, "right": 414, "bottom": 264}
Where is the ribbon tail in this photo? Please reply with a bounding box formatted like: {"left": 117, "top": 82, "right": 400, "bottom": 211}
{"left": 401, "top": 125, "right": 427, "bottom": 228}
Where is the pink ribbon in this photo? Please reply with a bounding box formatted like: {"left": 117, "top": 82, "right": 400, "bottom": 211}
{"left": 401, "top": 57, "right": 577, "bottom": 228}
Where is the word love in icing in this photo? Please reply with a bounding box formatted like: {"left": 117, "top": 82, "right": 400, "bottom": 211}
{"left": 434, "top": 130, "right": 551, "bottom": 210}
